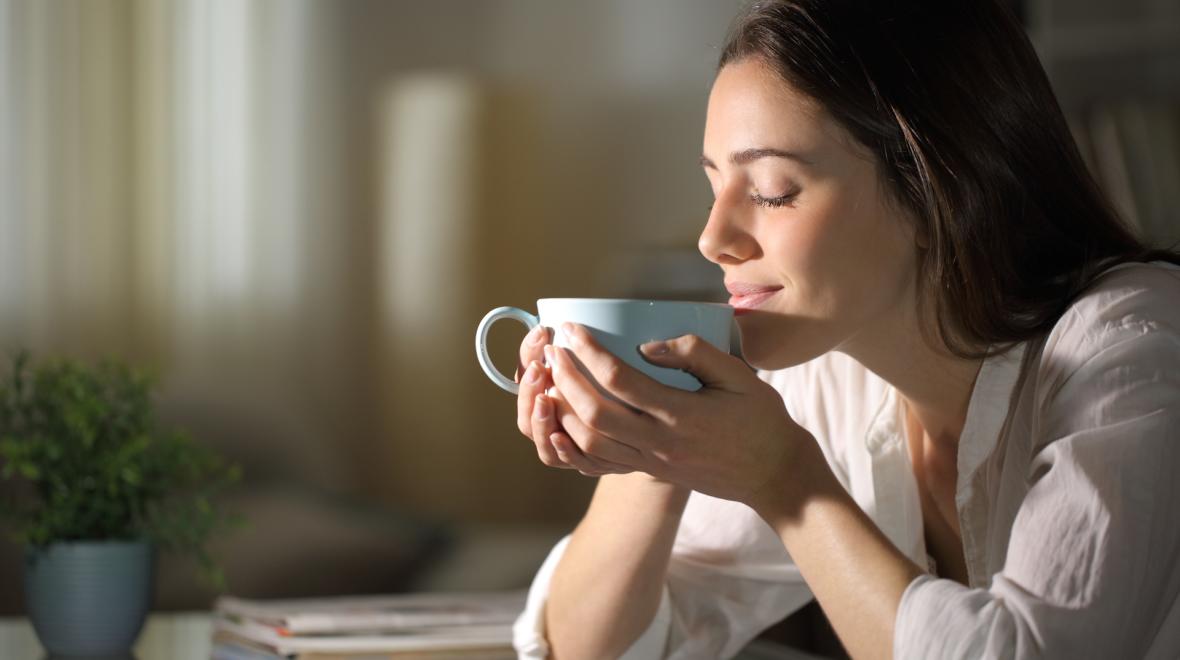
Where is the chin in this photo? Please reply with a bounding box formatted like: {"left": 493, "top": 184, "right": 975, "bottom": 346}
{"left": 735, "top": 310, "right": 837, "bottom": 371}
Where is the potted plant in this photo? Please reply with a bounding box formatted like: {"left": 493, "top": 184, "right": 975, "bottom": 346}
{"left": 0, "top": 351, "right": 240, "bottom": 657}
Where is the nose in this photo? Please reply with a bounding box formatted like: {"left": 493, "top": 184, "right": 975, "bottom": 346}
{"left": 698, "top": 189, "right": 760, "bottom": 266}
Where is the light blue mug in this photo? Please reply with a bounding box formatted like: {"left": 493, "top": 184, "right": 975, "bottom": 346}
{"left": 475, "top": 298, "right": 734, "bottom": 394}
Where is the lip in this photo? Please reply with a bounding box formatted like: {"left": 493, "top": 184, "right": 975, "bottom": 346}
{"left": 726, "top": 281, "right": 782, "bottom": 313}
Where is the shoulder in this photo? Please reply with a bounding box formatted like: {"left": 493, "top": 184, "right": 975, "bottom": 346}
{"left": 1046, "top": 261, "right": 1180, "bottom": 356}
{"left": 1009, "top": 264, "right": 1180, "bottom": 609}
{"left": 1041, "top": 261, "right": 1180, "bottom": 374}
{"left": 1035, "top": 260, "right": 1180, "bottom": 434}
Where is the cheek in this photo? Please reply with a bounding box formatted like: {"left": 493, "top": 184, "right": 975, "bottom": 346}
{"left": 845, "top": 206, "right": 917, "bottom": 306}
{"left": 764, "top": 196, "right": 850, "bottom": 306}
{"left": 734, "top": 177, "right": 916, "bottom": 367}
{"left": 756, "top": 201, "right": 831, "bottom": 277}
{"left": 780, "top": 217, "right": 829, "bottom": 272}
{"left": 799, "top": 190, "right": 912, "bottom": 311}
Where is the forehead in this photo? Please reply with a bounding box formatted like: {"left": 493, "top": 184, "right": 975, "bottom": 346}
{"left": 704, "top": 58, "right": 846, "bottom": 155}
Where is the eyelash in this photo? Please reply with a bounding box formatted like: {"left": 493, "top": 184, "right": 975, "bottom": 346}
{"left": 706, "top": 191, "right": 798, "bottom": 211}
{"left": 750, "top": 192, "right": 797, "bottom": 208}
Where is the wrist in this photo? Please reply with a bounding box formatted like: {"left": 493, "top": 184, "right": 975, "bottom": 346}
{"left": 599, "top": 472, "right": 692, "bottom": 514}
{"left": 748, "top": 430, "right": 834, "bottom": 526}
{"left": 637, "top": 473, "right": 693, "bottom": 512}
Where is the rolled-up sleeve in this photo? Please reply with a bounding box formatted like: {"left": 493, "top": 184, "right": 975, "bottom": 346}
{"left": 895, "top": 302, "right": 1180, "bottom": 659}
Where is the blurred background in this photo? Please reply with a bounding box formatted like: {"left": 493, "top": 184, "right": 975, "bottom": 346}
{"left": 0, "top": 0, "right": 1176, "bottom": 614}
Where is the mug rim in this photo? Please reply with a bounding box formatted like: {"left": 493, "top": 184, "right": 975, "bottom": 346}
{"left": 537, "top": 297, "right": 732, "bottom": 309}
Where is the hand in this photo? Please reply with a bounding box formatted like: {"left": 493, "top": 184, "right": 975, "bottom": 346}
{"left": 543, "top": 322, "right": 819, "bottom": 511}
{"left": 514, "top": 325, "right": 635, "bottom": 477}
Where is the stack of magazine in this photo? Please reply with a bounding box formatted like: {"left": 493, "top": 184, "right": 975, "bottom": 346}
{"left": 212, "top": 590, "right": 527, "bottom": 659}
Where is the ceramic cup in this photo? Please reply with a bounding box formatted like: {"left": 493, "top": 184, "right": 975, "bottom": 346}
{"left": 475, "top": 298, "right": 734, "bottom": 394}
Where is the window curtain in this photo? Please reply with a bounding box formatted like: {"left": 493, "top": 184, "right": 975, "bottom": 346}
{"left": 0, "top": 0, "right": 358, "bottom": 492}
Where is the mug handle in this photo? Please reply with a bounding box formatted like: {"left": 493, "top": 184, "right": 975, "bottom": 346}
{"left": 475, "top": 306, "right": 541, "bottom": 394}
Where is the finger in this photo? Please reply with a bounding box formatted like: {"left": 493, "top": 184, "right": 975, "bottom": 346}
{"left": 547, "top": 389, "right": 648, "bottom": 469}
{"left": 545, "top": 389, "right": 638, "bottom": 473}
{"left": 530, "top": 393, "right": 570, "bottom": 469}
{"left": 546, "top": 344, "right": 655, "bottom": 447}
{"left": 533, "top": 390, "right": 628, "bottom": 476}
{"left": 559, "top": 322, "right": 678, "bottom": 413}
{"left": 517, "top": 360, "right": 551, "bottom": 437}
{"left": 638, "top": 333, "right": 750, "bottom": 392}
{"left": 515, "top": 325, "right": 552, "bottom": 383}
{"left": 550, "top": 431, "right": 631, "bottom": 477}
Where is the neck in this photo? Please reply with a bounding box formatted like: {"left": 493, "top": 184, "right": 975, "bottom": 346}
{"left": 837, "top": 306, "right": 984, "bottom": 447}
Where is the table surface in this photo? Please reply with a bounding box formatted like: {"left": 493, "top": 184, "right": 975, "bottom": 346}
{"left": 0, "top": 613, "right": 830, "bottom": 660}
{"left": 0, "top": 613, "right": 212, "bottom": 660}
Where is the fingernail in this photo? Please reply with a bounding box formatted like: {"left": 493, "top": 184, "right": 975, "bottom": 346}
{"left": 561, "top": 322, "right": 580, "bottom": 347}
{"left": 543, "top": 344, "right": 554, "bottom": 366}
{"left": 525, "top": 361, "right": 542, "bottom": 384}
{"left": 534, "top": 395, "right": 550, "bottom": 420}
{"left": 528, "top": 325, "right": 545, "bottom": 345}
{"left": 640, "top": 340, "right": 668, "bottom": 356}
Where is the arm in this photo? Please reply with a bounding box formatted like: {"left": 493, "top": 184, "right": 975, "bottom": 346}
{"left": 885, "top": 322, "right": 1180, "bottom": 659}
{"left": 511, "top": 325, "right": 690, "bottom": 658}
{"left": 544, "top": 299, "right": 1180, "bottom": 659}
{"left": 516, "top": 472, "right": 817, "bottom": 660}
{"left": 546, "top": 473, "right": 690, "bottom": 659}
{"left": 753, "top": 440, "right": 923, "bottom": 660}
{"left": 542, "top": 324, "right": 920, "bottom": 658}
{"left": 513, "top": 327, "right": 818, "bottom": 658}
{"left": 763, "top": 302, "right": 1180, "bottom": 659}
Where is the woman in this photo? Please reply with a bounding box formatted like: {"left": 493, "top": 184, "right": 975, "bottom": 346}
{"left": 511, "top": 1, "right": 1180, "bottom": 658}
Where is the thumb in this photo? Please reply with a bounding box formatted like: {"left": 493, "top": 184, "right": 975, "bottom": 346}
{"left": 638, "top": 334, "right": 752, "bottom": 391}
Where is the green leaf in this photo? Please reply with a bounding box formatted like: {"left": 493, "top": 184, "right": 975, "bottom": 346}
{"left": 121, "top": 466, "right": 140, "bottom": 485}
{"left": 0, "top": 350, "right": 243, "bottom": 591}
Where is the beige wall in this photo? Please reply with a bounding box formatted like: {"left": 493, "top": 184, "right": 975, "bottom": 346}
{"left": 3, "top": 0, "right": 1175, "bottom": 533}
{"left": 332, "top": 0, "right": 738, "bottom": 523}
{"left": 0, "top": 0, "right": 739, "bottom": 530}
{"left": 2, "top": 0, "right": 1176, "bottom": 611}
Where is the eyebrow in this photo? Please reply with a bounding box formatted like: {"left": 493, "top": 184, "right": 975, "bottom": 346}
{"left": 698, "top": 147, "right": 812, "bottom": 169}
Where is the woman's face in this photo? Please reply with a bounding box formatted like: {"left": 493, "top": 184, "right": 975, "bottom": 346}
{"left": 700, "top": 58, "right": 920, "bottom": 369}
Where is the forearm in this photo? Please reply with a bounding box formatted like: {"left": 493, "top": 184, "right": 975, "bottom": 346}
{"left": 546, "top": 472, "right": 691, "bottom": 660}
{"left": 756, "top": 440, "right": 924, "bottom": 660}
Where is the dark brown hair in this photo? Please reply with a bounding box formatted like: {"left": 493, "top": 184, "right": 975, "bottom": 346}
{"left": 721, "top": 0, "right": 1180, "bottom": 358}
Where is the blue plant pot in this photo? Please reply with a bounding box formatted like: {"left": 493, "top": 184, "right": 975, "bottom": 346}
{"left": 24, "top": 540, "right": 154, "bottom": 657}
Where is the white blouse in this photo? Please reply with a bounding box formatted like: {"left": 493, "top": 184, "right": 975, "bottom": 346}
{"left": 514, "top": 261, "right": 1180, "bottom": 659}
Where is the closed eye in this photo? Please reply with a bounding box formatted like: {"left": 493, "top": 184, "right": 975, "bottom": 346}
{"left": 750, "top": 192, "right": 798, "bottom": 208}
